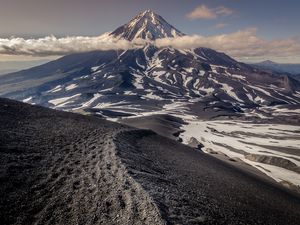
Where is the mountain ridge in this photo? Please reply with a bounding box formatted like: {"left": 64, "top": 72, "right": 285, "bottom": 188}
{"left": 252, "top": 60, "right": 300, "bottom": 75}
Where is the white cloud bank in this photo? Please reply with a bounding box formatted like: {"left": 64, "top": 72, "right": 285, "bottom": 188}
{"left": 0, "top": 34, "right": 146, "bottom": 56}
{"left": 0, "top": 29, "right": 300, "bottom": 61}
{"left": 155, "top": 28, "right": 300, "bottom": 59}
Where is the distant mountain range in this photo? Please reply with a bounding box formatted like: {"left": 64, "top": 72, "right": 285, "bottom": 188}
{"left": 252, "top": 60, "right": 300, "bottom": 76}
{"left": 0, "top": 10, "right": 300, "bottom": 119}
{"left": 0, "top": 60, "right": 51, "bottom": 75}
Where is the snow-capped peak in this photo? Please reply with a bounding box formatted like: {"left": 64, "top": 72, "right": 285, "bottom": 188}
{"left": 110, "top": 9, "right": 185, "bottom": 40}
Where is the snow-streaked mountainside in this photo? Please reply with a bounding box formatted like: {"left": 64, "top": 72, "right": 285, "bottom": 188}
{"left": 110, "top": 9, "right": 184, "bottom": 40}
{"left": 1, "top": 44, "right": 300, "bottom": 119}
{"left": 1, "top": 9, "right": 300, "bottom": 118}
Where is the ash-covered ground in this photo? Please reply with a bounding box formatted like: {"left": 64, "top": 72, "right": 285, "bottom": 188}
{"left": 1, "top": 98, "right": 300, "bottom": 225}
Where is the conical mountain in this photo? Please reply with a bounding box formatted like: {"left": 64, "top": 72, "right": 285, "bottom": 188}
{"left": 0, "top": 10, "right": 299, "bottom": 119}
{"left": 110, "top": 9, "right": 184, "bottom": 40}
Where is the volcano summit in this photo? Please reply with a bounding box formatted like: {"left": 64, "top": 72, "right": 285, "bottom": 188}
{"left": 110, "top": 9, "right": 184, "bottom": 40}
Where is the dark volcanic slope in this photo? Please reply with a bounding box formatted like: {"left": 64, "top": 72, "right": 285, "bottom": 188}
{"left": 1, "top": 98, "right": 300, "bottom": 225}
{"left": 120, "top": 114, "right": 186, "bottom": 141}
{"left": 0, "top": 98, "right": 163, "bottom": 225}
{"left": 115, "top": 130, "right": 300, "bottom": 225}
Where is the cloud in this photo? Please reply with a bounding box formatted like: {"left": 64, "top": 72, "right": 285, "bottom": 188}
{"left": 154, "top": 28, "right": 300, "bottom": 59}
{"left": 214, "top": 23, "right": 229, "bottom": 29}
{"left": 215, "top": 6, "right": 234, "bottom": 17}
{"left": 187, "top": 5, "right": 216, "bottom": 20}
{"left": 0, "top": 34, "right": 147, "bottom": 56}
{"left": 155, "top": 28, "right": 300, "bottom": 58}
{"left": 187, "top": 5, "right": 234, "bottom": 20}
{"left": 1, "top": 29, "right": 300, "bottom": 62}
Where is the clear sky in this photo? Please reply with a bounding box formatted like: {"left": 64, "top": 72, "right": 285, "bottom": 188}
{"left": 0, "top": 0, "right": 299, "bottom": 63}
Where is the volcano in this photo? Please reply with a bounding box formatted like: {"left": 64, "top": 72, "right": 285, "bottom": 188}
{"left": 0, "top": 10, "right": 299, "bottom": 119}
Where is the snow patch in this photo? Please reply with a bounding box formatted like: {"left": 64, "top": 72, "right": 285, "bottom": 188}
{"left": 47, "top": 85, "right": 62, "bottom": 93}
{"left": 49, "top": 94, "right": 81, "bottom": 106}
{"left": 65, "top": 84, "right": 78, "bottom": 91}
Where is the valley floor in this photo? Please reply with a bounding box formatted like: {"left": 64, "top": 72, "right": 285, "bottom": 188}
{"left": 180, "top": 119, "right": 300, "bottom": 190}
{"left": 1, "top": 98, "right": 300, "bottom": 225}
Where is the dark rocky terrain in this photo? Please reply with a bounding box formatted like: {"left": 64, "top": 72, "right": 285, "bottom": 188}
{"left": 1, "top": 98, "right": 300, "bottom": 225}
{"left": 0, "top": 98, "right": 163, "bottom": 225}
{"left": 120, "top": 114, "right": 186, "bottom": 141}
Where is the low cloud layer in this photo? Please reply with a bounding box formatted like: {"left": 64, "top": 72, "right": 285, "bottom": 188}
{"left": 186, "top": 5, "right": 234, "bottom": 20}
{"left": 0, "top": 34, "right": 146, "bottom": 56}
{"left": 1, "top": 29, "right": 300, "bottom": 61}
{"left": 155, "top": 28, "right": 300, "bottom": 59}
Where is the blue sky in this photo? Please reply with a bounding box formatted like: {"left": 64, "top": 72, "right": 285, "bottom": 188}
{"left": 0, "top": 0, "right": 299, "bottom": 63}
{"left": 1, "top": 0, "right": 299, "bottom": 38}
